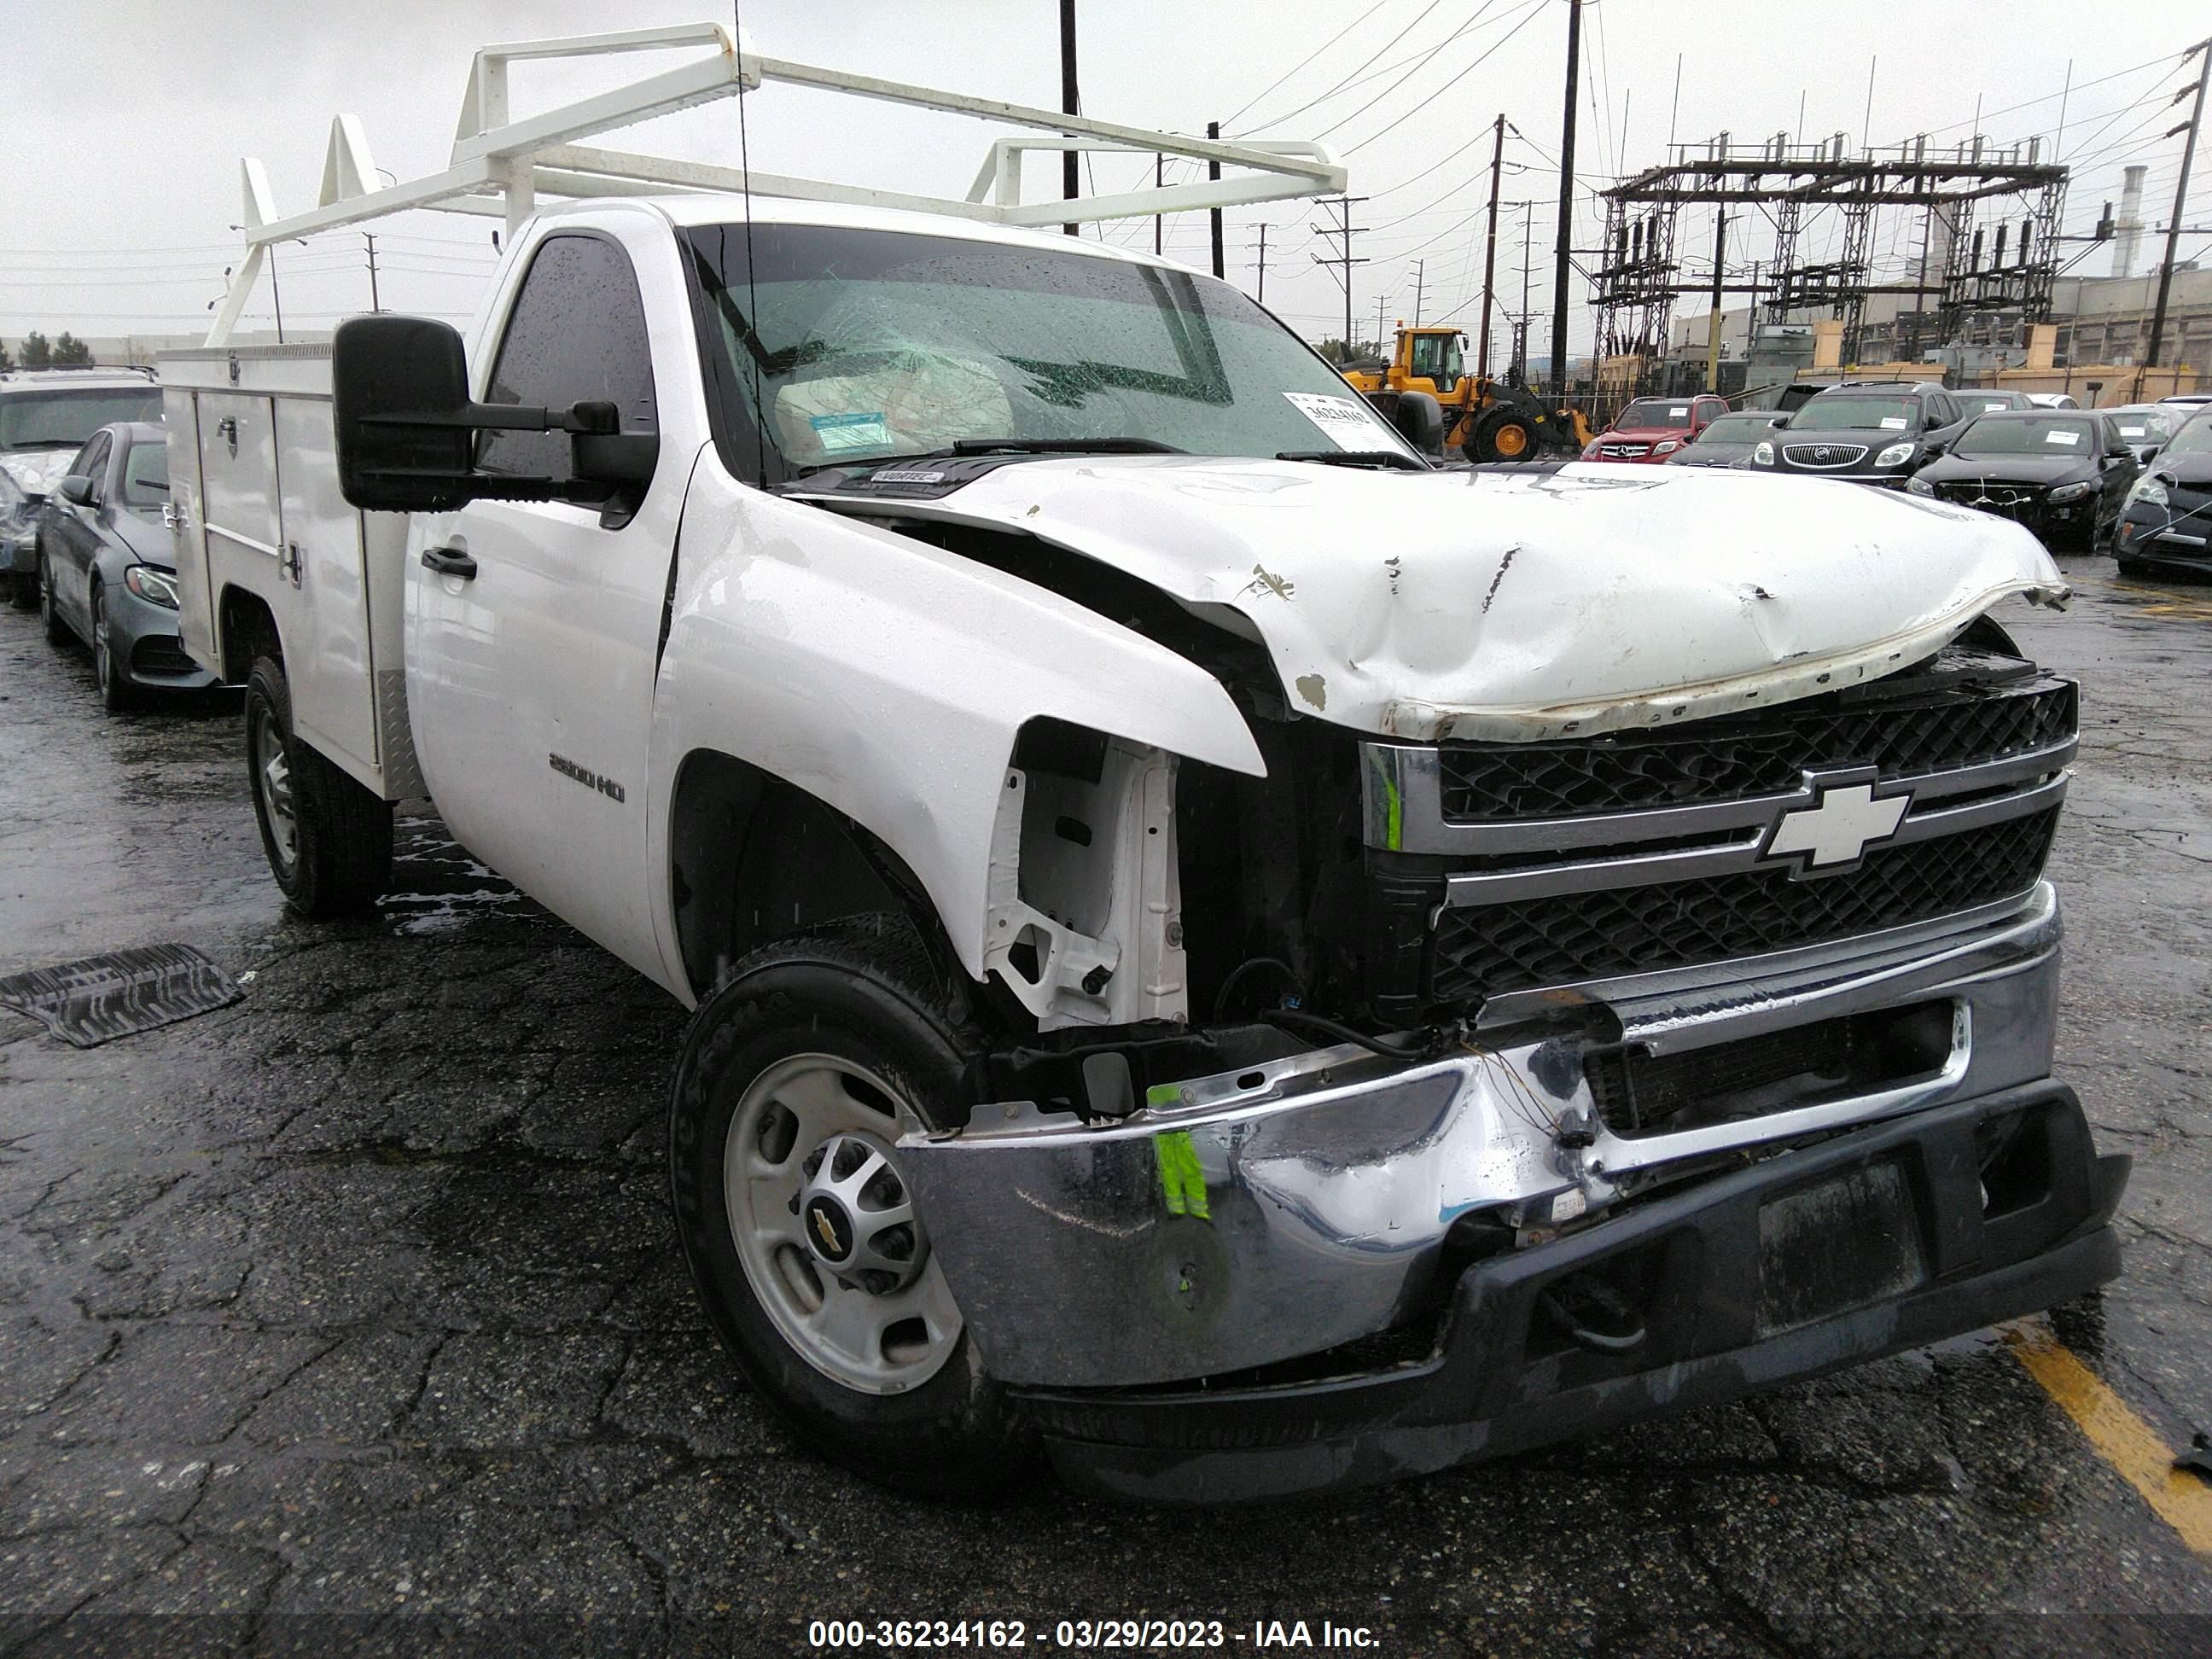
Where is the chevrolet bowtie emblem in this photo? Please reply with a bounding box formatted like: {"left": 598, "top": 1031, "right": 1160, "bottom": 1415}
{"left": 1760, "top": 775, "right": 1912, "bottom": 875}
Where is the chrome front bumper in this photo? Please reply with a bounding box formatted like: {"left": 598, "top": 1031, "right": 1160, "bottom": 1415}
{"left": 899, "top": 883, "right": 2066, "bottom": 1388}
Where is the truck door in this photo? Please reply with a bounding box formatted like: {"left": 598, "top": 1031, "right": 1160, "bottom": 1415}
{"left": 405, "top": 228, "right": 678, "bottom": 978}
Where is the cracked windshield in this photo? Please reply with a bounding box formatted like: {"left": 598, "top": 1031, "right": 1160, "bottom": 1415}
{"left": 683, "top": 223, "right": 1408, "bottom": 476}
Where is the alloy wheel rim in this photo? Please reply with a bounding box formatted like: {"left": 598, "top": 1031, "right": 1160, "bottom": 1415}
{"left": 722, "top": 1051, "right": 961, "bottom": 1394}
{"left": 255, "top": 717, "right": 298, "bottom": 866}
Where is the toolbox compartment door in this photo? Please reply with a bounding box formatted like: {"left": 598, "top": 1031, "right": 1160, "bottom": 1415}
{"left": 274, "top": 397, "right": 378, "bottom": 777}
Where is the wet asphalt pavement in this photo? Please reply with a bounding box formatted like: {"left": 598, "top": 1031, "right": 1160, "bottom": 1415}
{"left": 2, "top": 561, "right": 2210, "bottom": 1656}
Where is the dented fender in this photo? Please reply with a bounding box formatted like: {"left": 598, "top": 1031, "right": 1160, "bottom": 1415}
{"left": 645, "top": 457, "right": 1265, "bottom": 1000}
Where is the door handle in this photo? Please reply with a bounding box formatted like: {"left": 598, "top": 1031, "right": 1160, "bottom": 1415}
{"left": 421, "top": 545, "right": 478, "bottom": 580}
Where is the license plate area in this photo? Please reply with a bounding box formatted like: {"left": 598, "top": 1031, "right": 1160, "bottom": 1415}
{"left": 1755, "top": 1160, "right": 1929, "bottom": 1336}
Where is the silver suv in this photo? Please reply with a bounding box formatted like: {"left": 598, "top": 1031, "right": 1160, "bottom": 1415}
{"left": 0, "top": 368, "right": 163, "bottom": 598}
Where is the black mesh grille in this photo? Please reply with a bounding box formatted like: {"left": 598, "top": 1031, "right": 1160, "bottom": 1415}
{"left": 1435, "top": 676, "right": 2074, "bottom": 823}
{"left": 1429, "top": 808, "right": 2058, "bottom": 1002}
{"left": 1583, "top": 1002, "right": 1953, "bottom": 1138}
{"left": 129, "top": 637, "right": 199, "bottom": 676}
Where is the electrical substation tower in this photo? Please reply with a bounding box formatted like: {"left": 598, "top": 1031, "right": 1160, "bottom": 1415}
{"left": 1593, "top": 131, "right": 2068, "bottom": 387}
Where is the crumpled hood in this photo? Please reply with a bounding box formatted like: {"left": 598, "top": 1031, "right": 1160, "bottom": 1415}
{"left": 832, "top": 457, "right": 2068, "bottom": 742}
{"left": 0, "top": 448, "right": 78, "bottom": 498}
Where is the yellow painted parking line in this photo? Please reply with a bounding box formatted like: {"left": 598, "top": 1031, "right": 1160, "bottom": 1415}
{"left": 2001, "top": 1319, "right": 2212, "bottom": 1556}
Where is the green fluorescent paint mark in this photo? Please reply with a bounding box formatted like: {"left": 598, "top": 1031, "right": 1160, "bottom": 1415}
{"left": 1145, "top": 1082, "right": 1183, "bottom": 1109}
{"left": 1153, "top": 1131, "right": 1211, "bottom": 1220}
{"left": 1365, "top": 748, "right": 1404, "bottom": 851}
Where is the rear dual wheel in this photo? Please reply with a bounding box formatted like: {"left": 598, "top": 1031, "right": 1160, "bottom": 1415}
{"left": 243, "top": 655, "right": 393, "bottom": 917}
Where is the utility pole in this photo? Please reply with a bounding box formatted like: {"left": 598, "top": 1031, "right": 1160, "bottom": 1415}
{"left": 1412, "top": 259, "right": 1426, "bottom": 326}
{"left": 1249, "top": 224, "right": 1272, "bottom": 303}
{"left": 1309, "top": 195, "right": 1368, "bottom": 358}
{"left": 271, "top": 245, "right": 286, "bottom": 345}
{"left": 1208, "top": 120, "right": 1225, "bottom": 278}
{"left": 1519, "top": 198, "right": 1534, "bottom": 382}
{"left": 1374, "top": 292, "right": 1388, "bottom": 358}
{"left": 1705, "top": 210, "right": 1727, "bottom": 391}
{"left": 1154, "top": 154, "right": 1162, "bottom": 255}
{"left": 1550, "top": 0, "right": 1582, "bottom": 401}
{"left": 1060, "top": 0, "right": 1080, "bottom": 236}
{"left": 2144, "top": 36, "right": 2209, "bottom": 377}
{"left": 1477, "top": 114, "right": 1505, "bottom": 381}
{"left": 364, "top": 232, "right": 381, "bottom": 312}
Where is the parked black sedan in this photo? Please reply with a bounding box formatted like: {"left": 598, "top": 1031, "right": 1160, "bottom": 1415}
{"left": 1904, "top": 410, "right": 2138, "bottom": 553}
{"left": 35, "top": 421, "right": 218, "bottom": 710}
{"left": 1663, "top": 410, "right": 1781, "bottom": 469}
{"left": 2116, "top": 408, "right": 2212, "bottom": 579}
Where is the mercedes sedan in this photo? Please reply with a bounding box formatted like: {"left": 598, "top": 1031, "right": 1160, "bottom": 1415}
{"left": 1906, "top": 410, "right": 2138, "bottom": 553}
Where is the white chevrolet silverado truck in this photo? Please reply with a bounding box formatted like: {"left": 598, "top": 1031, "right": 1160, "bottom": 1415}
{"left": 160, "top": 28, "right": 2127, "bottom": 1502}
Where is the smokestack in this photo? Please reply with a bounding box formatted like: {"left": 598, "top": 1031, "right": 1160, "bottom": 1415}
{"left": 2112, "top": 164, "right": 2146, "bottom": 279}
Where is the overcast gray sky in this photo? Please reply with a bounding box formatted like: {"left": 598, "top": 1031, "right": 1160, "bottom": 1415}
{"left": 2, "top": 0, "right": 2204, "bottom": 355}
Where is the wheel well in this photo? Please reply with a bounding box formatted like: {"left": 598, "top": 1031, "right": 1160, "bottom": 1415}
{"left": 667, "top": 750, "right": 952, "bottom": 1001}
{"left": 217, "top": 585, "right": 281, "bottom": 684}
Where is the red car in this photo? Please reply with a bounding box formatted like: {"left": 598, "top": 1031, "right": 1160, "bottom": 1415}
{"left": 1582, "top": 393, "right": 1730, "bottom": 463}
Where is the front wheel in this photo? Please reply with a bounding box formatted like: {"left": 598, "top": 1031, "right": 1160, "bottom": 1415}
{"left": 667, "top": 915, "right": 1030, "bottom": 1496}
{"left": 92, "top": 587, "right": 134, "bottom": 713}
{"left": 1470, "top": 405, "right": 1539, "bottom": 463}
{"left": 243, "top": 655, "right": 393, "bottom": 917}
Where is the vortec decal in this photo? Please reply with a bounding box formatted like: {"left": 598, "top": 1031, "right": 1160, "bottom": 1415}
{"left": 549, "top": 753, "right": 627, "bottom": 803}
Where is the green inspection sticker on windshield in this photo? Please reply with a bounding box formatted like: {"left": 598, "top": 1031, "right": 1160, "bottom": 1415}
{"left": 809, "top": 411, "right": 893, "bottom": 454}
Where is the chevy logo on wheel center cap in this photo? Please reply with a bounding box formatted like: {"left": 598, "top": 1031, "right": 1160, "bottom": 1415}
{"left": 1758, "top": 772, "right": 1912, "bottom": 876}
{"left": 806, "top": 1196, "right": 853, "bottom": 1261}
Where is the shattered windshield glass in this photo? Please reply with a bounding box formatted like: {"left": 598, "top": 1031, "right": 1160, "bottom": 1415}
{"left": 682, "top": 224, "right": 1411, "bottom": 479}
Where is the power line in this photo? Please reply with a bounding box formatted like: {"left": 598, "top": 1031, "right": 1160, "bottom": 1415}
{"left": 1243, "top": 0, "right": 1447, "bottom": 136}
{"left": 1220, "top": 0, "right": 1397, "bottom": 130}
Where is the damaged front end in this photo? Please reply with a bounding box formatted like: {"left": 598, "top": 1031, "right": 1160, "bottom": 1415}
{"left": 902, "top": 880, "right": 2127, "bottom": 1500}
{"left": 894, "top": 609, "right": 2127, "bottom": 1501}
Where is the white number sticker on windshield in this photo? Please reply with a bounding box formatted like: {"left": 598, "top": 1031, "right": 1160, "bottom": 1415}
{"left": 1668, "top": 406, "right": 1690, "bottom": 418}
{"left": 1284, "top": 392, "right": 1386, "bottom": 450}
{"left": 2044, "top": 429, "right": 2081, "bottom": 446}
{"left": 1878, "top": 416, "right": 1908, "bottom": 429}
{"left": 809, "top": 411, "right": 893, "bottom": 454}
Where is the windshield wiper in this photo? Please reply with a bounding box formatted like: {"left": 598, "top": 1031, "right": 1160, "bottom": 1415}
{"left": 950, "top": 437, "right": 1182, "bottom": 457}
{"left": 789, "top": 437, "right": 1182, "bottom": 481}
{"left": 1277, "top": 449, "right": 1430, "bottom": 472}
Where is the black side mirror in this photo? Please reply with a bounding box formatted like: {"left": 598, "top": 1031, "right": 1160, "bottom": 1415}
{"left": 54, "top": 475, "right": 92, "bottom": 506}
{"left": 1386, "top": 388, "right": 1446, "bottom": 454}
{"left": 2135, "top": 444, "right": 2162, "bottom": 466}
{"left": 332, "top": 314, "right": 629, "bottom": 513}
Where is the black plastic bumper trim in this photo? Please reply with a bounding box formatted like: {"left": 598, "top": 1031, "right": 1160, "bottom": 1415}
{"left": 1025, "top": 1082, "right": 2127, "bottom": 1504}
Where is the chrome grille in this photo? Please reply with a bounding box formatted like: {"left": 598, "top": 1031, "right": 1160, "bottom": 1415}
{"left": 1598, "top": 441, "right": 1650, "bottom": 458}
{"left": 1359, "top": 650, "right": 2077, "bottom": 1005}
{"left": 1429, "top": 808, "right": 2057, "bottom": 1002}
{"left": 1433, "top": 672, "right": 2074, "bottom": 822}
{"left": 1782, "top": 442, "right": 1871, "bottom": 468}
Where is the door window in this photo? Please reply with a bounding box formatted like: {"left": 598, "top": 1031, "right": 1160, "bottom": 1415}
{"left": 73, "top": 433, "right": 111, "bottom": 504}
{"left": 479, "top": 234, "right": 658, "bottom": 483}
{"left": 1408, "top": 333, "right": 1462, "bottom": 394}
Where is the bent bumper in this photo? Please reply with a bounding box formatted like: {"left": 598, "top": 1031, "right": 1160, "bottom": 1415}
{"left": 904, "top": 887, "right": 2071, "bottom": 1392}
{"left": 1029, "top": 1084, "right": 2126, "bottom": 1503}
